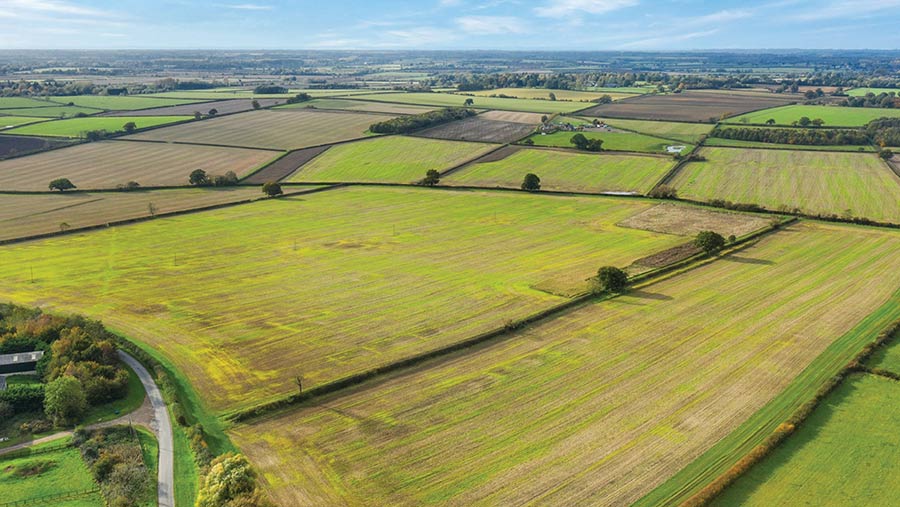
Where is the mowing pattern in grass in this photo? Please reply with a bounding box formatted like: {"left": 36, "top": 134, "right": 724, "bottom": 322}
{"left": 727, "top": 104, "right": 900, "bottom": 126}
{"left": 712, "top": 374, "right": 900, "bottom": 507}
{"left": 0, "top": 140, "right": 277, "bottom": 191}
{"left": 703, "top": 137, "right": 875, "bottom": 152}
{"left": 0, "top": 439, "right": 101, "bottom": 506}
{"left": 281, "top": 99, "right": 436, "bottom": 115}
{"left": 579, "top": 91, "right": 795, "bottom": 122}
{"left": 462, "top": 88, "right": 634, "bottom": 102}
{"left": 6, "top": 116, "right": 191, "bottom": 137}
{"left": 128, "top": 110, "right": 382, "bottom": 150}
{"left": 0, "top": 187, "right": 276, "bottom": 241}
{"left": 603, "top": 118, "right": 713, "bottom": 144}
{"left": 347, "top": 92, "right": 588, "bottom": 113}
{"left": 478, "top": 110, "right": 545, "bottom": 124}
{"left": 0, "top": 116, "right": 49, "bottom": 129}
{"left": 0, "top": 106, "right": 104, "bottom": 118}
{"left": 0, "top": 188, "right": 684, "bottom": 412}
{"left": 671, "top": 147, "right": 900, "bottom": 223}
{"left": 286, "top": 136, "right": 496, "bottom": 183}
{"left": 445, "top": 148, "right": 673, "bottom": 194}
{"left": 526, "top": 130, "right": 690, "bottom": 154}
{"left": 45, "top": 95, "right": 204, "bottom": 111}
{"left": 230, "top": 222, "right": 900, "bottom": 507}
{"left": 146, "top": 89, "right": 389, "bottom": 100}
{"left": 0, "top": 97, "right": 62, "bottom": 109}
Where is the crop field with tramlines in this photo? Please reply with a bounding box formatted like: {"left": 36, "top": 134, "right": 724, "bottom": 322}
{"left": 345, "top": 92, "right": 589, "bottom": 113}
{"left": 727, "top": 104, "right": 900, "bottom": 126}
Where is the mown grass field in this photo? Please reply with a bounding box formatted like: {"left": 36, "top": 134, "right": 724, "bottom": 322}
{"left": 286, "top": 136, "right": 495, "bottom": 183}
{"left": 281, "top": 99, "right": 436, "bottom": 115}
{"left": 868, "top": 335, "right": 900, "bottom": 374}
{"left": 712, "top": 374, "right": 900, "bottom": 507}
{"left": 0, "top": 187, "right": 688, "bottom": 413}
{"left": 346, "top": 92, "right": 588, "bottom": 113}
{"left": 603, "top": 118, "right": 713, "bottom": 143}
{"left": 0, "top": 105, "right": 104, "bottom": 118}
{"left": 6, "top": 116, "right": 191, "bottom": 137}
{"left": 704, "top": 136, "right": 876, "bottom": 151}
{"left": 846, "top": 87, "right": 900, "bottom": 96}
{"left": 0, "top": 116, "right": 48, "bottom": 129}
{"left": 0, "top": 97, "right": 61, "bottom": 109}
{"left": 526, "top": 130, "right": 689, "bottom": 154}
{"left": 445, "top": 148, "right": 673, "bottom": 194}
{"left": 462, "top": 88, "right": 633, "bottom": 102}
{"left": 146, "top": 89, "right": 392, "bottom": 100}
{"left": 230, "top": 222, "right": 900, "bottom": 507}
{"left": 727, "top": 104, "right": 900, "bottom": 126}
{"left": 670, "top": 147, "right": 900, "bottom": 222}
{"left": 46, "top": 95, "right": 205, "bottom": 111}
{"left": 0, "top": 140, "right": 277, "bottom": 191}
{"left": 0, "top": 438, "right": 101, "bottom": 506}
{"left": 0, "top": 187, "right": 274, "bottom": 241}
{"left": 128, "top": 110, "right": 381, "bottom": 150}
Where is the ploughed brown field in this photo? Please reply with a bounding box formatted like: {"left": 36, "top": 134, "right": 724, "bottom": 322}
{"left": 0, "top": 134, "right": 74, "bottom": 159}
{"left": 580, "top": 91, "right": 797, "bottom": 122}
{"left": 100, "top": 98, "right": 286, "bottom": 117}
{"left": 414, "top": 116, "right": 536, "bottom": 144}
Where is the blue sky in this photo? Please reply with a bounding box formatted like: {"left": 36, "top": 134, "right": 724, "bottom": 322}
{"left": 0, "top": 0, "right": 898, "bottom": 50}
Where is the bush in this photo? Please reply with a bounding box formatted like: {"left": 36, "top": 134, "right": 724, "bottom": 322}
{"left": 521, "top": 173, "right": 541, "bottom": 191}
{"left": 44, "top": 375, "right": 87, "bottom": 425}
{"left": 595, "top": 266, "right": 628, "bottom": 293}
{"left": 196, "top": 453, "right": 271, "bottom": 507}
{"left": 647, "top": 185, "right": 677, "bottom": 199}
{"left": 0, "top": 384, "right": 45, "bottom": 413}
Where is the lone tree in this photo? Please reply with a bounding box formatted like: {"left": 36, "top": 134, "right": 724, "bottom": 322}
{"left": 193, "top": 111, "right": 202, "bottom": 120}
{"left": 262, "top": 181, "right": 283, "bottom": 197}
{"left": 463, "top": 98, "right": 474, "bottom": 106}
{"left": 196, "top": 453, "right": 268, "bottom": 507}
{"left": 122, "top": 121, "right": 137, "bottom": 134}
{"left": 422, "top": 169, "right": 441, "bottom": 186}
{"left": 595, "top": 266, "right": 628, "bottom": 293}
{"left": 251, "top": 99, "right": 261, "bottom": 110}
{"left": 44, "top": 375, "right": 87, "bottom": 426}
{"left": 695, "top": 231, "right": 726, "bottom": 255}
{"left": 521, "top": 173, "right": 541, "bottom": 191}
{"left": 879, "top": 149, "right": 894, "bottom": 160}
{"left": 208, "top": 108, "right": 218, "bottom": 117}
{"left": 189, "top": 169, "right": 210, "bottom": 186}
{"left": 548, "top": 92, "right": 557, "bottom": 101}
{"left": 765, "top": 118, "right": 776, "bottom": 125}
{"left": 49, "top": 178, "right": 76, "bottom": 191}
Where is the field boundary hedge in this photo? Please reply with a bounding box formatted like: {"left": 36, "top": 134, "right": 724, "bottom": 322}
{"left": 224, "top": 217, "right": 793, "bottom": 424}
{"left": 0, "top": 487, "right": 101, "bottom": 507}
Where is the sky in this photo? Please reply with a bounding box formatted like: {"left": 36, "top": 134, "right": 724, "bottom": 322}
{"left": 0, "top": 0, "right": 898, "bottom": 50}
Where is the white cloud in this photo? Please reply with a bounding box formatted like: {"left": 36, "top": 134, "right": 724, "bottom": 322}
{"left": 455, "top": 16, "right": 527, "bottom": 34}
{"left": 534, "top": 0, "right": 637, "bottom": 18}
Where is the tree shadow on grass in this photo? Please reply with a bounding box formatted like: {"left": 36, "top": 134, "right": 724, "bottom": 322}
{"left": 722, "top": 255, "right": 774, "bottom": 265}
{"left": 625, "top": 290, "right": 674, "bottom": 302}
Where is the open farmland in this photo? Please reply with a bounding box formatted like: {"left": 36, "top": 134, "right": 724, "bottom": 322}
{"left": 0, "top": 140, "right": 277, "bottom": 190}
{"left": 526, "top": 130, "right": 689, "bottom": 154}
{"left": 603, "top": 118, "right": 713, "bottom": 143}
{"left": 478, "top": 110, "right": 544, "bottom": 124}
{"left": 580, "top": 91, "right": 796, "bottom": 122}
{"left": 229, "top": 222, "right": 900, "bottom": 507}
{"left": 0, "top": 186, "right": 284, "bottom": 241}
{"left": 281, "top": 99, "right": 436, "bottom": 115}
{"left": 712, "top": 374, "right": 900, "bottom": 507}
{"left": 286, "top": 136, "right": 496, "bottom": 183}
{"left": 46, "top": 95, "right": 206, "bottom": 110}
{"left": 670, "top": 147, "right": 900, "bottom": 222}
{"left": 101, "top": 98, "right": 284, "bottom": 117}
{"left": 703, "top": 136, "right": 875, "bottom": 151}
{"left": 414, "top": 116, "right": 536, "bottom": 144}
{"left": 461, "top": 88, "right": 633, "bottom": 102}
{"left": 0, "top": 97, "right": 62, "bottom": 109}
{"left": 0, "top": 439, "right": 102, "bottom": 506}
{"left": 345, "top": 92, "right": 589, "bottom": 113}
{"left": 145, "top": 89, "right": 394, "bottom": 100}
{"left": 0, "top": 106, "right": 104, "bottom": 118}
{"left": 0, "top": 116, "right": 48, "bottom": 129}
{"left": 5, "top": 116, "right": 191, "bottom": 137}
{"left": 127, "top": 109, "right": 382, "bottom": 150}
{"left": 727, "top": 104, "right": 900, "bottom": 126}
{"left": 445, "top": 147, "right": 673, "bottom": 194}
{"left": 0, "top": 134, "right": 73, "bottom": 159}
{"left": 0, "top": 187, "right": 691, "bottom": 413}
{"left": 846, "top": 87, "right": 900, "bottom": 96}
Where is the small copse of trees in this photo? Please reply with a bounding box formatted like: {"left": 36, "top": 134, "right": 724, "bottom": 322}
{"left": 570, "top": 133, "right": 603, "bottom": 152}
{"left": 49, "top": 178, "right": 76, "bottom": 191}
{"left": 369, "top": 108, "right": 476, "bottom": 134}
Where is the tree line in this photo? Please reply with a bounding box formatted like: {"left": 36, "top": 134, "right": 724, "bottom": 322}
{"left": 368, "top": 108, "right": 476, "bottom": 134}
{"left": 712, "top": 118, "right": 900, "bottom": 147}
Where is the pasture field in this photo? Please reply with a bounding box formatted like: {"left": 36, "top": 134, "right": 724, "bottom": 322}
{"left": 128, "top": 110, "right": 381, "bottom": 150}
{"left": 5, "top": 116, "right": 191, "bottom": 137}
{"left": 0, "top": 187, "right": 689, "bottom": 413}
{"left": 727, "top": 104, "right": 900, "bottom": 126}
{"left": 281, "top": 99, "right": 436, "bottom": 115}
{"left": 868, "top": 334, "right": 900, "bottom": 374}
{"left": 526, "top": 130, "right": 689, "bottom": 154}
{"left": 670, "top": 147, "right": 900, "bottom": 223}
{"left": 415, "top": 116, "right": 536, "bottom": 144}
{"left": 0, "top": 140, "right": 277, "bottom": 191}
{"left": 704, "top": 136, "right": 875, "bottom": 151}
{"left": 0, "top": 438, "right": 101, "bottom": 506}
{"left": 0, "top": 187, "right": 277, "bottom": 241}
{"left": 0, "top": 105, "right": 103, "bottom": 118}
{"left": 345, "top": 92, "right": 588, "bottom": 113}
{"left": 47, "top": 95, "right": 204, "bottom": 111}
{"left": 580, "top": 91, "right": 795, "bottom": 122}
{"left": 0, "top": 97, "right": 61, "bottom": 109}
{"left": 712, "top": 374, "right": 900, "bottom": 507}
{"left": 462, "top": 88, "right": 633, "bottom": 102}
{"left": 0, "top": 116, "right": 48, "bottom": 129}
{"left": 846, "top": 87, "right": 900, "bottom": 96}
{"left": 101, "top": 98, "right": 285, "bottom": 117}
{"left": 586, "top": 86, "right": 656, "bottom": 94}
{"left": 286, "top": 136, "right": 495, "bottom": 183}
{"left": 444, "top": 147, "right": 673, "bottom": 194}
{"left": 603, "top": 118, "right": 713, "bottom": 143}
{"left": 229, "top": 222, "right": 900, "bottom": 507}
{"left": 146, "top": 89, "right": 391, "bottom": 100}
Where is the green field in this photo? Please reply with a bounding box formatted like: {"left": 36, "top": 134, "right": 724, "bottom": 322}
{"left": 0, "top": 439, "right": 101, "bottom": 506}
{"left": 0, "top": 116, "right": 49, "bottom": 129}
{"left": 868, "top": 334, "right": 900, "bottom": 374}
{"left": 846, "top": 87, "right": 900, "bottom": 96}
{"left": 712, "top": 374, "right": 900, "bottom": 507}
{"left": 281, "top": 98, "right": 436, "bottom": 115}
{"left": 0, "top": 97, "right": 62, "bottom": 109}
{"left": 670, "top": 147, "right": 900, "bottom": 222}
{"left": 6, "top": 116, "right": 192, "bottom": 137}
{"left": 585, "top": 86, "right": 657, "bottom": 94}
{"left": 0, "top": 106, "right": 103, "bottom": 118}
{"left": 230, "top": 222, "right": 900, "bottom": 507}
{"left": 445, "top": 148, "right": 674, "bottom": 194}
{"left": 727, "top": 105, "right": 900, "bottom": 126}
{"left": 704, "top": 137, "right": 876, "bottom": 151}
{"left": 347, "top": 92, "right": 589, "bottom": 113}
{"left": 526, "top": 130, "right": 690, "bottom": 154}
{"left": 286, "top": 136, "right": 496, "bottom": 183}
{"left": 463, "top": 88, "right": 633, "bottom": 102}
{"left": 146, "top": 89, "right": 390, "bottom": 100}
{"left": 603, "top": 118, "right": 713, "bottom": 143}
{"left": 0, "top": 187, "right": 687, "bottom": 413}
{"left": 46, "top": 95, "right": 206, "bottom": 111}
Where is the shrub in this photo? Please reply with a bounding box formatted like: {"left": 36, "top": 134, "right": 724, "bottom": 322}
{"left": 0, "top": 384, "right": 45, "bottom": 413}
{"left": 196, "top": 453, "right": 271, "bottom": 507}
{"left": 648, "top": 185, "right": 677, "bottom": 199}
